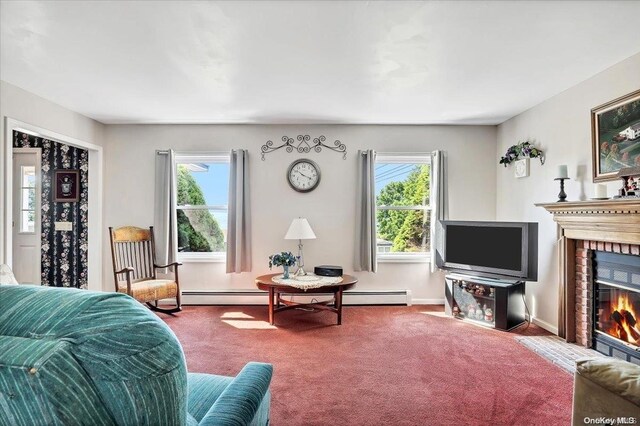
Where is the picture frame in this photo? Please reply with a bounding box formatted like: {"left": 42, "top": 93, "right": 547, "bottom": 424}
{"left": 54, "top": 170, "right": 80, "bottom": 202}
{"left": 514, "top": 158, "right": 530, "bottom": 178}
{"left": 591, "top": 89, "right": 640, "bottom": 182}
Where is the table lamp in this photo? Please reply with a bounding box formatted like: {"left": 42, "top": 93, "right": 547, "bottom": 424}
{"left": 285, "top": 218, "right": 316, "bottom": 276}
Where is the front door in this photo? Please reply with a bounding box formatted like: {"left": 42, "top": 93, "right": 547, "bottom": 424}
{"left": 12, "top": 148, "right": 41, "bottom": 284}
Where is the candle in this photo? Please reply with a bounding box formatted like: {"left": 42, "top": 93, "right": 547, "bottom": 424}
{"left": 595, "top": 184, "right": 607, "bottom": 199}
{"left": 557, "top": 165, "right": 568, "bottom": 179}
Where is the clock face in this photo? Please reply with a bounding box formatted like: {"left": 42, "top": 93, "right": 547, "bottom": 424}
{"left": 287, "top": 159, "right": 321, "bottom": 192}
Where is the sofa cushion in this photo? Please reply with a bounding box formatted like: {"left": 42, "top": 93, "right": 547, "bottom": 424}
{"left": 576, "top": 357, "right": 640, "bottom": 406}
{"left": 0, "top": 285, "right": 188, "bottom": 425}
{"left": 0, "top": 335, "right": 114, "bottom": 425}
{"left": 0, "top": 285, "right": 272, "bottom": 426}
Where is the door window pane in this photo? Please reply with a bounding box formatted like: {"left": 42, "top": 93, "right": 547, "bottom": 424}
{"left": 21, "top": 166, "right": 36, "bottom": 188}
{"left": 21, "top": 188, "right": 36, "bottom": 210}
{"left": 19, "top": 166, "right": 37, "bottom": 233}
{"left": 20, "top": 210, "right": 35, "bottom": 233}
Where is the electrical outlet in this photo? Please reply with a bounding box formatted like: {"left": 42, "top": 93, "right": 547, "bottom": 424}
{"left": 54, "top": 221, "right": 73, "bottom": 231}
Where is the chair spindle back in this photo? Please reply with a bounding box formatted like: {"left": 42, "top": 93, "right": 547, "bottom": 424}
{"left": 109, "top": 227, "right": 157, "bottom": 288}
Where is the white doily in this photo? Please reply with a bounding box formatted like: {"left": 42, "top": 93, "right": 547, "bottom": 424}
{"left": 272, "top": 274, "right": 343, "bottom": 291}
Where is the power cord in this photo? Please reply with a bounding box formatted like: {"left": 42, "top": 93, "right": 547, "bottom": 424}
{"left": 295, "top": 297, "right": 325, "bottom": 312}
{"left": 519, "top": 291, "right": 531, "bottom": 331}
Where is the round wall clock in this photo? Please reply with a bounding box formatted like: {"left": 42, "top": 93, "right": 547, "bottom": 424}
{"left": 287, "top": 159, "right": 321, "bottom": 192}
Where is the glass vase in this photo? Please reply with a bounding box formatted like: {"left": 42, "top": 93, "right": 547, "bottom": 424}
{"left": 282, "top": 265, "right": 290, "bottom": 279}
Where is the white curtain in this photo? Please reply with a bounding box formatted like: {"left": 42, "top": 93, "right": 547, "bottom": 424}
{"left": 430, "top": 150, "right": 448, "bottom": 273}
{"left": 355, "top": 149, "right": 377, "bottom": 272}
{"left": 154, "top": 149, "right": 178, "bottom": 267}
{"left": 227, "top": 149, "right": 252, "bottom": 273}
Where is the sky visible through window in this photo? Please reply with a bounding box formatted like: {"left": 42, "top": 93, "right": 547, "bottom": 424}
{"left": 191, "top": 163, "right": 229, "bottom": 231}
{"left": 375, "top": 163, "right": 413, "bottom": 196}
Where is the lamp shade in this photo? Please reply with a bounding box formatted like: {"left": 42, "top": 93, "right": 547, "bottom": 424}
{"left": 284, "top": 218, "right": 316, "bottom": 240}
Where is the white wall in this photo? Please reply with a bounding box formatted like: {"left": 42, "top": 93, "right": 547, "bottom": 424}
{"left": 495, "top": 53, "right": 640, "bottom": 332}
{"left": 0, "top": 81, "right": 105, "bottom": 146}
{"left": 103, "top": 124, "right": 497, "bottom": 302}
{"left": 0, "top": 80, "right": 105, "bottom": 265}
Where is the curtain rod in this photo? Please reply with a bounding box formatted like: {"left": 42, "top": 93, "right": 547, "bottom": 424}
{"left": 156, "top": 150, "right": 234, "bottom": 155}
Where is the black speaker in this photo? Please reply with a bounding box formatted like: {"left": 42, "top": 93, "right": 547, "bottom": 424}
{"left": 314, "top": 265, "right": 343, "bottom": 277}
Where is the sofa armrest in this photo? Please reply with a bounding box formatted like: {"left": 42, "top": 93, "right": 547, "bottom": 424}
{"left": 572, "top": 357, "right": 640, "bottom": 425}
{"left": 576, "top": 357, "right": 640, "bottom": 406}
{"left": 199, "top": 362, "right": 273, "bottom": 426}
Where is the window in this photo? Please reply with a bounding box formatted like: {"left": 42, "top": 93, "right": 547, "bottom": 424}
{"left": 375, "top": 154, "right": 431, "bottom": 262}
{"left": 20, "top": 166, "right": 36, "bottom": 233}
{"left": 175, "top": 154, "right": 229, "bottom": 261}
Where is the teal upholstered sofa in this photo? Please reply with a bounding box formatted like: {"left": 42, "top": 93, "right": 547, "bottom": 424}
{"left": 0, "top": 285, "right": 273, "bottom": 425}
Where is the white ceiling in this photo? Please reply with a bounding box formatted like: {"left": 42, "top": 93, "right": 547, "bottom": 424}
{"left": 1, "top": 1, "right": 640, "bottom": 125}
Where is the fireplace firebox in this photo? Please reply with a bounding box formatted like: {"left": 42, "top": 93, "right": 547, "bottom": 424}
{"left": 593, "top": 251, "right": 640, "bottom": 363}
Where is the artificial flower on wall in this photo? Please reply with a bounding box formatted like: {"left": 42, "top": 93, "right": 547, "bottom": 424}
{"left": 499, "top": 140, "right": 545, "bottom": 167}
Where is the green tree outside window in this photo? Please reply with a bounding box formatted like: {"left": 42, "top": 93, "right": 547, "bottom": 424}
{"left": 176, "top": 165, "right": 225, "bottom": 252}
{"left": 376, "top": 165, "right": 430, "bottom": 253}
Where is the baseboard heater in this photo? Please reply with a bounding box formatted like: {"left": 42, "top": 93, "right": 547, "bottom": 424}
{"left": 179, "top": 290, "right": 411, "bottom": 306}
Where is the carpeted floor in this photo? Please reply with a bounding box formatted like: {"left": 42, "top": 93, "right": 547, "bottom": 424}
{"left": 160, "top": 305, "right": 573, "bottom": 425}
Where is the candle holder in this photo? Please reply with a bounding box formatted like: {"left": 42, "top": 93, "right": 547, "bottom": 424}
{"left": 554, "top": 177, "right": 569, "bottom": 202}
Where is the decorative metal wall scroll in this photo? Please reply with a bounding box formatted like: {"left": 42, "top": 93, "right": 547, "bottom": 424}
{"left": 261, "top": 135, "right": 347, "bottom": 160}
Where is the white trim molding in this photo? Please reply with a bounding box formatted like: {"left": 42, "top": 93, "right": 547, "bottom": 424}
{"left": 531, "top": 316, "right": 559, "bottom": 335}
{"left": 378, "top": 253, "right": 430, "bottom": 263}
{"left": 411, "top": 298, "right": 445, "bottom": 305}
{"left": 174, "top": 289, "right": 412, "bottom": 306}
{"left": 2, "top": 118, "right": 103, "bottom": 291}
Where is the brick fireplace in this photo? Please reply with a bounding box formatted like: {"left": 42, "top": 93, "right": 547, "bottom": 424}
{"left": 574, "top": 241, "right": 640, "bottom": 348}
{"left": 538, "top": 199, "right": 640, "bottom": 360}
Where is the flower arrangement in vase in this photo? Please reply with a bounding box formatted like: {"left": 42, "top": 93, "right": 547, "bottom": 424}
{"left": 268, "top": 251, "right": 297, "bottom": 279}
{"left": 499, "top": 140, "right": 545, "bottom": 167}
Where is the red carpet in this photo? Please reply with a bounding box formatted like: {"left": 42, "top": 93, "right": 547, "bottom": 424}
{"left": 160, "top": 305, "right": 572, "bottom": 425}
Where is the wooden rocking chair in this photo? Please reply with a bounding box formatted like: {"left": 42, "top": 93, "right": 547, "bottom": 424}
{"left": 109, "top": 226, "right": 182, "bottom": 314}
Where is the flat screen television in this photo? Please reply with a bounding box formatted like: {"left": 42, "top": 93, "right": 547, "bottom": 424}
{"left": 436, "top": 220, "right": 538, "bottom": 281}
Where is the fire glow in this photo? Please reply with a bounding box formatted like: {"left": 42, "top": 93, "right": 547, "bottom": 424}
{"left": 605, "top": 292, "right": 640, "bottom": 346}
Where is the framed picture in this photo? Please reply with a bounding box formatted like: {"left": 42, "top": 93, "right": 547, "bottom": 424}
{"left": 54, "top": 170, "right": 80, "bottom": 202}
{"left": 514, "top": 158, "right": 530, "bottom": 178}
{"left": 591, "top": 89, "right": 640, "bottom": 182}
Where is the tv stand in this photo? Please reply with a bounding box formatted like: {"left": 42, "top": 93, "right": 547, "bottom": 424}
{"left": 445, "top": 273, "right": 526, "bottom": 331}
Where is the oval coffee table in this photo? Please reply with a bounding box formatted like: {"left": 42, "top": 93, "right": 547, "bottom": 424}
{"left": 255, "top": 273, "right": 357, "bottom": 325}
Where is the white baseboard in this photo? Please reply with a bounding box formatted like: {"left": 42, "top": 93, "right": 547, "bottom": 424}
{"left": 412, "top": 298, "right": 445, "bottom": 305}
{"left": 344, "top": 290, "right": 409, "bottom": 305}
{"left": 531, "top": 316, "right": 558, "bottom": 335}
{"left": 174, "top": 289, "right": 411, "bottom": 306}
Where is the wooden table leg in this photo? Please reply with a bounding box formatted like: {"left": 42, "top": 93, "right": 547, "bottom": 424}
{"left": 336, "top": 288, "right": 343, "bottom": 325}
{"left": 268, "top": 287, "right": 275, "bottom": 325}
